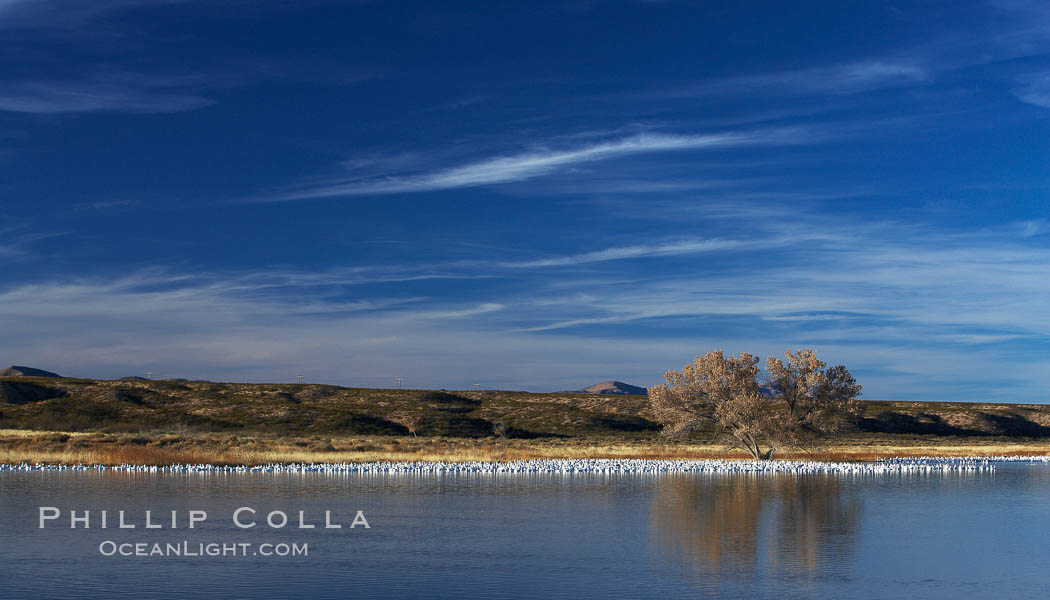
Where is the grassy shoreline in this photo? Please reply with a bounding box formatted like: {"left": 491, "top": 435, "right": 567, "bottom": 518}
{"left": 4, "top": 430, "right": 1050, "bottom": 466}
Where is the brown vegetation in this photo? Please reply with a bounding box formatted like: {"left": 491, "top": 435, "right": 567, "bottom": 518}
{"left": 1, "top": 374, "right": 1049, "bottom": 465}
{"left": 649, "top": 349, "right": 863, "bottom": 459}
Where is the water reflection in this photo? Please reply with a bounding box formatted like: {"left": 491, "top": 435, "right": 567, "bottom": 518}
{"left": 651, "top": 474, "right": 861, "bottom": 580}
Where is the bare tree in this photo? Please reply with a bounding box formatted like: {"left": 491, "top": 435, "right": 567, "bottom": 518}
{"left": 649, "top": 351, "right": 780, "bottom": 459}
{"left": 492, "top": 422, "right": 509, "bottom": 439}
{"left": 766, "top": 349, "right": 863, "bottom": 444}
{"left": 649, "top": 349, "right": 862, "bottom": 460}
{"left": 390, "top": 413, "right": 422, "bottom": 437}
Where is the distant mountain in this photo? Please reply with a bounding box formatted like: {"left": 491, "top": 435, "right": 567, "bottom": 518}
{"left": 569, "top": 380, "right": 778, "bottom": 397}
{"left": 120, "top": 376, "right": 149, "bottom": 381}
{"left": 0, "top": 365, "right": 63, "bottom": 378}
{"left": 574, "top": 381, "right": 648, "bottom": 395}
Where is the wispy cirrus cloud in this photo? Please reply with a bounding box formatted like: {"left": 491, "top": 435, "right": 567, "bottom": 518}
{"left": 0, "top": 1, "right": 373, "bottom": 115}
{"left": 263, "top": 128, "right": 814, "bottom": 201}
{"left": 0, "top": 0, "right": 297, "bottom": 32}
{"left": 634, "top": 6, "right": 1048, "bottom": 106}
{"left": 72, "top": 199, "right": 138, "bottom": 211}
{"left": 494, "top": 239, "right": 743, "bottom": 268}
{"left": 641, "top": 60, "right": 929, "bottom": 101}
{"left": 2, "top": 224, "right": 1045, "bottom": 398}
{"left": 1014, "top": 72, "right": 1050, "bottom": 108}
{"left": 0, "top": 228, "right": 67, "bottom": 259}
{"left": 422, "top": 303, "right": 504, "bottom": 319}
{"left": 512, "top": 224, "right": 1050, "bottom": 340}
{"left": 0, "top": 213, "right": 1046, "bottom": 399}
{"left": 1017, "top": 219, "right": 1050, "bottom": 237}
{"left": 0, "top": 75, "right": 215, "bottom": 114}
{"left": 0, "top": 0, "right": 170, "bottom": 26}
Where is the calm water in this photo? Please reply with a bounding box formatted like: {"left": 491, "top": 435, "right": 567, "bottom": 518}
{"left": 3, "top": 464, "right": 1050, "bottom": 599}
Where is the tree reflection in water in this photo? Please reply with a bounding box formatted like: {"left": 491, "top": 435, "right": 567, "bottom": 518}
{"left": 650, "top": 473, "right": 861, "bottom": 581}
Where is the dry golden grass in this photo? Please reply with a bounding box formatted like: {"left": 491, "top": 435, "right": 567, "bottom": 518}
{"left": 0, "top": 444, "right": 215, "bottom": 466}
{"left": 3, "top": 430, "right": 1050, "bottom": 465}
{"left": 0, "top": 429, "right": 93, "bottom": 439}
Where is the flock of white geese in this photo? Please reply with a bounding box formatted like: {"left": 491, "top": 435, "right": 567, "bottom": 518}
{"left": 3, "top": 456, "right": 1048, "bottom": 474}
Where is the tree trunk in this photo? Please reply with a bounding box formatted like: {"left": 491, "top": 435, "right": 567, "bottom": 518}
{"left": 735, "top": 434, "right": 760, "bottom": 459}
{"left": 732, "top": 433, "right": 775, "bottom": 460}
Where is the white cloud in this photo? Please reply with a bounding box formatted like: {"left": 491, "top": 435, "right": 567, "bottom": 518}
{"left": 1017, "top": 219, "right": 1049, "bottom": 237}
{"left": 0, "top": 1, "right": 205, "bottom": 30}
{"left": 0, "top": 229, "right": 67, "bottom": 259}
{"left": 0, "top": 227, "right": 1046, "bottom": 400}
{"left": 0, "top": 76, "right": 214, "bottom": 114}
{"left": 513, "top": 229, "right": 1050, "bottom": 337}
{"left": 764, "top": 61, "right": 929, "bottom": 95}
{"left": 0, "top": 271, "right": 692, "bottom": 389}
{"left": 266, "top": 128, "right": 810, "bottom": 201}
{"left": 644, "top": 60, "right": 928, "bottom": 101}
{"left": 497, "top": 239, "right": 743, "bottom": 268}
{"left": 419, "top": 303, "right": 504, "bottom": 319}
{"left": 0, "top": 218, "right": 1046, "bottom": 400}
{"left": 1014, "top": 72, "right": 1050, "bottom": 108}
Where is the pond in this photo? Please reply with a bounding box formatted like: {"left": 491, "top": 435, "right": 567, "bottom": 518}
{"left": 2, "top": 462, "right": 1049, "bottom": 599}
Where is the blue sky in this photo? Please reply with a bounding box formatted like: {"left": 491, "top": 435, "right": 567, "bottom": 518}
{"left": 0, "top": 1, "right": 1047, "bottom": 401}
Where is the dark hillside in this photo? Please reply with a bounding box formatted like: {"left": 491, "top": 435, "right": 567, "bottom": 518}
{"left": 2, "top": 377, "right": 1049, "bottom": 440}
